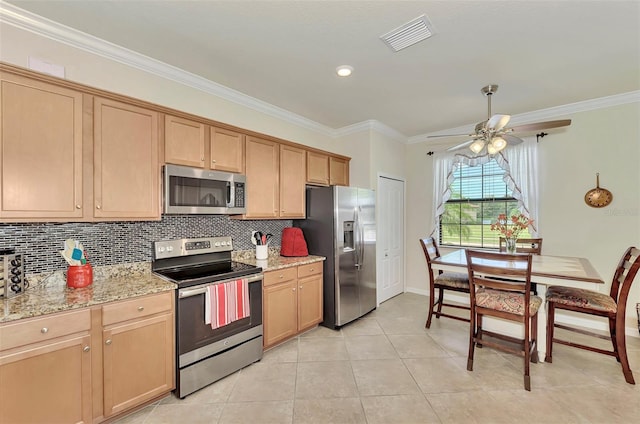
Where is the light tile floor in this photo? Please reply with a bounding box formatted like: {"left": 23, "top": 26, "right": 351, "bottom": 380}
{"left": 115, "top": 293, "right": 640, "bottom": 423}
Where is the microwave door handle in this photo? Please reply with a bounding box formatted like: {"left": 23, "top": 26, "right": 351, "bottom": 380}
{"left": 226, "top": 181, "right": 233, "bottom": 207}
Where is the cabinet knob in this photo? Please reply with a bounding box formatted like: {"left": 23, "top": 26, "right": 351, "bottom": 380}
{"left": 83, "top": 346, "right": 90, "bottom": 352}
{"left": 201, "top": 157, "right": 205, "bottom": 161}
{"left": 96, "top": 205, "right": 101, "bottom": 210}
{"left": 41, "top": 327, "right": 48, "bottom": 334}
{"left": 105, "top": 339, "right": 112, "bottom": 345}
{"left": 137, "top": 306, "right": 144, "bottom": 311}
{"left": 292, "top": 288, "right": 296, "bottom": 291}
{"left": 76, "top": 204, "right": 81, "bottom": 209}
{"left": 211, "top": 159, "right": 216, "bottom": 163}
{"left": 299, "top": 286, "right": 302, "bottom": 289}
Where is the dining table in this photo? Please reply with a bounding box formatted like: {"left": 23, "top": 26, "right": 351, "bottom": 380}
{"left": 430, "top": 249, "right": 605, "bottom": 361}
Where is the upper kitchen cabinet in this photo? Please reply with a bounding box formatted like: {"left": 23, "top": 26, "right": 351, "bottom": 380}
{"left": 93, "top": 97, "right": 160, "bottom": 220}
{"left": 241, "top": 137, "right": 306, "bottom": 219}
{"left": 329, "top": 156, "right": 349, "bottom": 186}
{"left": 164, "top": 115, "right": 206, "bottom": 168}
{"left": 244, "top": 136, "right": 279, "bottom": 218}
{"left": 0, "top": 73, "right": 84, "bottom": 220}
{"left": 306, "top": 151, "right": 329, "bottom": 186}
{"left": 279, "top": 144, "right": 306, "bottom": 218}
{"left": 210, "top": 127, "right": 244, "bottom": 173}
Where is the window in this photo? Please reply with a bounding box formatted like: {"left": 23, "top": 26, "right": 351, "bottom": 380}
{"left": 440, "top": 159, "right": 530, "bottom": 248}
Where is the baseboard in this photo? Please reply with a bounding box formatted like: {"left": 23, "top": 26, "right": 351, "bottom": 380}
{"left": 403, "top": 288, "right": 640, "bottom": 339}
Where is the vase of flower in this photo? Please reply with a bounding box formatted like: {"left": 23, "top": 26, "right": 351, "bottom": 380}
{"left": 491, "top": 213, "right": 534, "bottom": 253}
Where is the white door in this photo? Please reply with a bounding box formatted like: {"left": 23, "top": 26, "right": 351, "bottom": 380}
{"left": 378, "top": 176, "right": 405, "bottom": 303}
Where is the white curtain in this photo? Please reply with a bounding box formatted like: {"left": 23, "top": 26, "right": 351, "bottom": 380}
{"left": 430, "top": 138, "right": 539, "bottom": 241}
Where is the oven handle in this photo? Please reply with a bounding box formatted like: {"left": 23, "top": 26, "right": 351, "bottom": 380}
{"left": 178, "top": 274, "right": 263, "bottom": 298}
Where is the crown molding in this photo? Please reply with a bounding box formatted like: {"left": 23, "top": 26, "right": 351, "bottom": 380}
{"left": 0, "top": 2, "right": 335, "bottom": 137}
{"left": 409, "top": 90, "right": 640, "bottom": 144}
{"left": 333, "top": 119, "right": 407, "bottom": 141}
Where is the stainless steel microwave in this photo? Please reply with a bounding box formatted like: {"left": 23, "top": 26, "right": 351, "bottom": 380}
{"left": 163, "top": 164, "right": 246, "bottom": 215}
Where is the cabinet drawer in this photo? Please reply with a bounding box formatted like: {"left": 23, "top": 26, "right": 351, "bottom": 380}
{"left": 0, "top": 309, "right": 90, "bottom": 351}
{"left": 297, "top": 262, "right": 323, "bottom": 279}
{"left": 263, "top": 267, "right": 298, "bottom": 287}
{"left": 102, "top": 291, "right": 173, "bottom": 326}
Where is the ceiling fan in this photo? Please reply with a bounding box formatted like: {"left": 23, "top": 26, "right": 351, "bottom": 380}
{"left": 429, "top": 84, "right": 571, "bottom": 154}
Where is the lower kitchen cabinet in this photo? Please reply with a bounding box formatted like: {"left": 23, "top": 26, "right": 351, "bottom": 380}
{"left": 101, "top": 291, "right": 174, "bottom": 418}
{"left": 263, "top": 263, "right": 323, "bottom": 349}
{"left": 0, "top": 291, "right": 175, "bottom": 423}
{"left": 0, "top": 309, "right": 93, "bottom": 424}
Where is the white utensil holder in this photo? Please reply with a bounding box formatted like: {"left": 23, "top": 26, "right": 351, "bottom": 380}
{"left": 256, "top": 245, "right": 268, "bottom": 260}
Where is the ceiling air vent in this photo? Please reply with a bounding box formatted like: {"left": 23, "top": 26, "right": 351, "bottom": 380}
{"left": 380, "top": 14, "right": 435, "bottom": 52}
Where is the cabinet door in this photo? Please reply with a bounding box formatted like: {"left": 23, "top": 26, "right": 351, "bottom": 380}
{"left": 0, "top": 335, "right": 92, "bottom": 424}
{"left": 279, "top": 144, "right": 306, "bottom": 218}
{"left": 263, "top": 281, "right": 297, "bottom": 348}
{"left": 211, "top": 127, "right": 244, "bottom": 173}
{"left": 164, "top": 115, "right": 205, "bottom": 168}
{"left": 298, "top": 274, "right": 323, "bottom": 331}
{"left": 244, "top": 137, "right": 279, "bottom": 218}
{"left": 94, "top": 97, "right": 160, "bottom": 219}
{"left": 0, "top": 74, "right": 84, "bottom": 219}
{"left": 103, "top": 313, "right": 173, "bottom": 417}
{"left": 329, "top": 156, "right": 349, "bottom": 186}
{"left": 306, "top": 151, "right": 329, "bottom": 186}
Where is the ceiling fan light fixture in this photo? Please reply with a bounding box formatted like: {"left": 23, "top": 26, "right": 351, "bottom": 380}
{"left": 469, "top": 140, "right": 485, "bottom": 154}
{"left": 491, "top": 136, "right": 507, "bottom": 152}
{"left": 487, "top": 143, "right": 498, "bottom": 155}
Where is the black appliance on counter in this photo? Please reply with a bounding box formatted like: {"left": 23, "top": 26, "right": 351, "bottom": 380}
{"left": 0, "top": 248, "right": 27, "bottom": 298}
{"left": 152, "top": 236, "right": 263, "bottom": 398}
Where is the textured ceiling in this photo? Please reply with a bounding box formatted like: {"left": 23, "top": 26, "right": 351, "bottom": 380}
{"left": 5, "top": 0, "right": 640, "bottom": 139}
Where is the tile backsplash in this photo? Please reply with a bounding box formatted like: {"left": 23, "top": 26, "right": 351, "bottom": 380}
{"left": 0, "top": 216, "right": 292, "bottom": 275}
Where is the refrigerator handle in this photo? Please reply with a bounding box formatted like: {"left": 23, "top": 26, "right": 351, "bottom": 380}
{"left": 354, "top": 207, "right": 360, "bottom": 267}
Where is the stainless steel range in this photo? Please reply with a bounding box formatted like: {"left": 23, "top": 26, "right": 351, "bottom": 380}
{"left": 152, "top": 236, "right": 263, "bottom": 399}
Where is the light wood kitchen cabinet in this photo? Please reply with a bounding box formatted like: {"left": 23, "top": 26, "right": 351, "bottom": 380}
{"left": 101, "top": 291, "right": 174, "bottom": 418}
{"left": 263, "top": 264, "right": 323, "bottom": 349}
{"left": 244, "top": 136, "right": 280, "bottom": 218}
{"left": 0, "top": 309, "right": 93, "bottom": 424}
{"left": 241, "top": 137, "right": 306, "bottom": 219}
{"left": 329, "top": 156, "right": 349, "bottom": 186}
{"left": 297, "top": 263, "right": 323, "bottom": 331}
{"left": 93, "top": 97, "right": 160, "bottom": 220}
{"left": 211, "top": 126, "right": 245, "bottom": 173}
{"left": 164, "top": 114, "right": 206, "bottom": 168}
{"left": 306, "top": 151, "right": 329, "bottom": 186}
{"left": 0, "top": 73, "right": 84, "bottom": 220}
{"left": 279, "top": 144, "right": 306, "bottom": 218}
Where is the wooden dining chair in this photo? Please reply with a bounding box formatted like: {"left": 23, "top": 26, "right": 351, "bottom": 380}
{"left": 545, "top": 246, "right": 640, "bottom": 384}
{"left": 465, "top": 249, "right": 541, "bottom": 391}
{"left": 499, "top": 237, "right": 543, "bottom": 255}
{"left": 419, "top": 238, "right": 470, "bottom": 328}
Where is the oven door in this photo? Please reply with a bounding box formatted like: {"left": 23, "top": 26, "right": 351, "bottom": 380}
{"left": 176, "top": 274, "right": 262, "bottom": 367}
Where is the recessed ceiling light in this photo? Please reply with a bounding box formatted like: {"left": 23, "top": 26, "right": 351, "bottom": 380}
{"left": 336, "top": 65, "right": 353, "bottom": 77}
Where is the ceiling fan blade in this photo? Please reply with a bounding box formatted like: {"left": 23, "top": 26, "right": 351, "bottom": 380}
{"left": 508, "top": 119, "right": 572, "bottom": 133}
{"left": 427, "top": 133, "right": 476, "bottom": 138}
{"left": 446, "top": 139, "right": 475, "bottom": 152}
{"left": 502, "top": 134, "right": 524, "bottom": 145}
{"left": 487, "top": 114, "right": 511, "bottom": 131}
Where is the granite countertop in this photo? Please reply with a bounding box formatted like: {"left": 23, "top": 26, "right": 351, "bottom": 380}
{"left": 233, "top": 249, "right": 325, "bottom": 271}
{"left": 1, "top": 252, "right": 325, "bottom": 325}
{"left": 0, "top": 263, "right": 175, "bottom": 324}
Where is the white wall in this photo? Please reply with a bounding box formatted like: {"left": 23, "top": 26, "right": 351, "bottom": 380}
{"left": 405, "top": 101, "right": 640, "bottom": 335}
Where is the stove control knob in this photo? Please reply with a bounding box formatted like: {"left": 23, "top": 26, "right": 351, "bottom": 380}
{"left": 167, "top": 246, "right": 174, "bottom": 252}
{"left": 10, "top": 259, "right": 21, "bottom": 267}
{"left": 158, "top": 247, "right": 165, "bottom": 253}
{"left": 214, "top": 242, "right": 221, "bottom": 247}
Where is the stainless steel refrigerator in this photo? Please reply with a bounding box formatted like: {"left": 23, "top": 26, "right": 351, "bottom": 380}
{"left": 294, "top": 186, "right": 376, "bottom": 328}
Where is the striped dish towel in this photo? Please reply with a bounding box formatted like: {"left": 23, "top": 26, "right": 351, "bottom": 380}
{"left": 205, "top": 278, "right": 250, "bottom": 329}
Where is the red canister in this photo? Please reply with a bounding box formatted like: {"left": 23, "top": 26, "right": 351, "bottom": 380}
{"left": 67, "top": 263, "right": 93, "bottom": 288}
